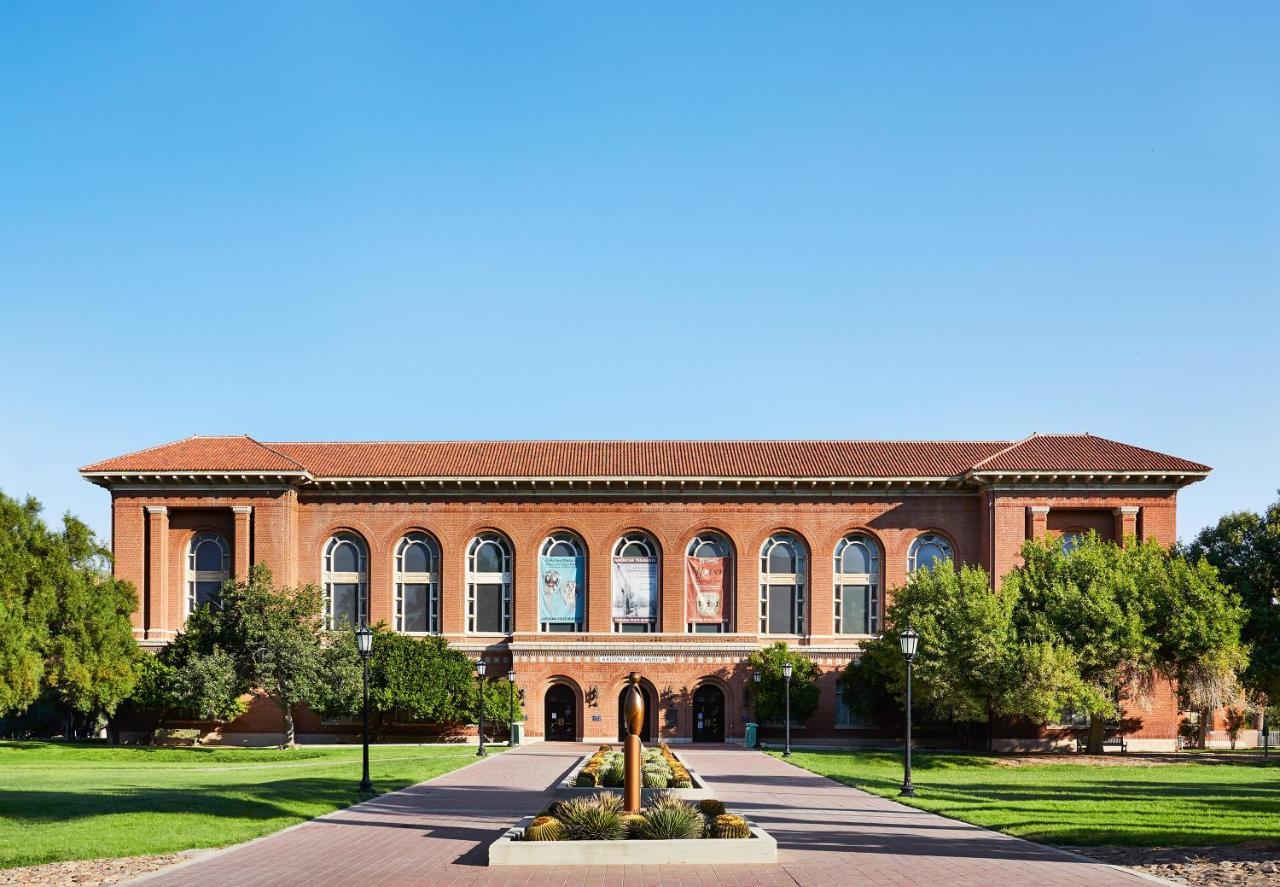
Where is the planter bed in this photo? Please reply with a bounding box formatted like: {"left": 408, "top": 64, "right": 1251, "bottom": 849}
{"left": 555, "top": 750, "right": 714, "bottom": 801}
{"left": 488, "top": 815, "right": 777, "bottom": 866}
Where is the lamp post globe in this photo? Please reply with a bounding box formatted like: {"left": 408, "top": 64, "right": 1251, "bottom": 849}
{"left": 899, "top": 628, "right": 919, "bottom": 797}
{"left": 355, "top": 625, "right": 374, "bottom": 793}
{"left": 782, "top": 660, "right": 793, "bottom": 757}
{"left": 476, "top": 660, "right": 488, "bottom": 757}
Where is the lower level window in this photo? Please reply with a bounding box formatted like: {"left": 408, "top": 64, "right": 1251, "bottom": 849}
{"left": 398, "top": 582, "right": 439, "bottom": 633}
{"left": 835, "top": 682, "right": 865, "bottom": 727}
{"left": 471, "top": 582, "right": 510, "bottom": 633}
{"left": 330, "top": 582, "right": 363, "bottom": 628}
{"left": 835, "top": 584, "right": 879, "bottom": 635}
{"left": 190, "top": 580, "right": 222, "bottom": 611}
{"left": 762, "top": 584, "right": 804, "bottom": 634}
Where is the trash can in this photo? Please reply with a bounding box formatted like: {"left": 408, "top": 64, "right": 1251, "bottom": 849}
{"left": 510, "top": 721, "right": 524, "bottom": 747}
{"left": 744, "top": 723, "right": 758, "bottom": 749}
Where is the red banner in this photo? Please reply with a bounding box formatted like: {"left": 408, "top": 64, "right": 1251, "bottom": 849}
{"left": 686, "top": 557, "right": 728, "bottom": 624}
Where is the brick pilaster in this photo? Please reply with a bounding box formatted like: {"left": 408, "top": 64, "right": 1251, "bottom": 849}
{"left": 232, "top": 506, "right": 252, "bottom": 581}
{"left": 146, "top": 506, "right": 170, "bottom": 642}
{"left": 1026, "top": 506, "right": 1049, "bottom": 540}
{"left": 1115, "top": 506, "right": 1140, "bottom": 544}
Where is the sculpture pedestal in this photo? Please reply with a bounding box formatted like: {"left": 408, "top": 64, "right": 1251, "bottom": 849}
{"left": 623, "top": 734, "right": 641, "bottom": 812}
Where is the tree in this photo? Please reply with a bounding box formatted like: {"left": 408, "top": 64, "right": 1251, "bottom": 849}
{"left": 747, "top": 642, "right": 819, "bottom": 724}
{"left": 841, "top": 560, "right": 1097, "bottom": 749}
{"left": 1185, "top": 498, "right": 1280, "bottom": 705}
{"left": 316, "top": 627, "right": 521, "bottom": 737}
{"left": 127, "top": 646, "right": 245, "bottom": 744}
{"left": 181, "top": 564, "right": 326, "bottom": 746}
{"left": 0, "top": 494, "right": 60, "bottom": 716}
{"left": 1007, "top": 533, "right": 1246, "bottom": 753}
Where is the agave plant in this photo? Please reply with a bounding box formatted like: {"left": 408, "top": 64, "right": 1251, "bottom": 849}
{"left": 558, "top": 795, "right": 628, "bottom": 841}
{"left": 637, "top": 802, "right": 704, "bottom": 840}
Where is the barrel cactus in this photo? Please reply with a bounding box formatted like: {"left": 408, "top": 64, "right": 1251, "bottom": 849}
{"left": 697, "top": 799, "right": 726, "bottom": 817}
{"left": 711, "top": 814, "right": 751, "bottom": 839}
{"left": 642, "top": 767, "right": 669, "bottom": 788}
{"left": 525, "top": 816, "right": 566, "bottom": 841}
{"left": 622, "top": 812, "right": 646, "bottom": 837}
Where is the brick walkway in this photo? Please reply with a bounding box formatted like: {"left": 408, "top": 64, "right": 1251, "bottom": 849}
{"left": 130, "top": 744, "right": 1154, "bottom": 887}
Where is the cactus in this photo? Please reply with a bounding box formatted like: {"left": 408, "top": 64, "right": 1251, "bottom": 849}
{"left": 671, "top": 778, "right": 693, "bottom": 789}
{"left": 697, "top": 799, "right": 726, "bottom": 818}
{"left": 711, "top": 814, "right": 751, "bottom": 839}
{"left": 524, "top": 816, "right": 566, "bottom": 841}
{"left": 602, "top": 760, "right": 625, "bottom": 787}
{"left": 558, "top": 796, "right": 627, "bottom": 841}
{"left": 575, "top": 771, "right": 597, "bottom": 787}
{"left": 642, "top": 768, "right": 668, "bottom": 788}
{"left": 622, "top": 813, "right": 646, "bottom": 838}
{"left": 637, "top": 802, "right": 704, "bottom": 840}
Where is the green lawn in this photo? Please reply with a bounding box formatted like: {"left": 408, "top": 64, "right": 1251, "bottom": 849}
{"left": 770, "top": 748, "right": 1280, "bottom": 847}
{"left": 0, "top": 741, "right": 500, "bottom": 869}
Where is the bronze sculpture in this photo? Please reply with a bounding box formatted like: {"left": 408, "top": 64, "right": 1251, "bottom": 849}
{"left": 622, "top": 671, "right": 644, "bottom": 812}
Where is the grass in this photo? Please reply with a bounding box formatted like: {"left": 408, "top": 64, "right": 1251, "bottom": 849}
{"left": 769, "top": 748, "right": 1280, "bottom": 847}
{"left": 0, "top": 740, "right": 501, "bottom": 869}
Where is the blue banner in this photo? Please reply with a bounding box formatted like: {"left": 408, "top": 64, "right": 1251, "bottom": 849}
{"left": 539, "top": 555, "right": 584, "bottom": 625}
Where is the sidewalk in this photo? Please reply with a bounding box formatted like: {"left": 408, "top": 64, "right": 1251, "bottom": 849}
{"left": 129, "top": 743, "right": 1155, "bottom": 886}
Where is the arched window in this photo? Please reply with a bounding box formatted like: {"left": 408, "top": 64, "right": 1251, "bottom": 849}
{"left": 395, "top": 532, "right": 440, "bottom": 634}
{"left": 323, "top": 532, "right": 368, "bottom": 628}
{"left": 539, "top": 531, "right": 585, "bottom": 633}
{"left": 760, "top": 533, "right": 806, "bottom": 634}
{"left": 186, "top": 531, "right": 229, "bottom": 614}
{"left": 686, "top": 532, "right": 733, "bottom": 633}
{"left": 611, "top": 532, "right": 659, "bottom": 633}
{"left": 467, "top": 532, "right": 512, "bottom": 634}
{"left": 1060, "top": 529, "right": 1087, "bottom": 554}
{"left": 907, "top": 533, "right": 953, "bottom": 573}
{"left": 834, "top": 534, "right": 880, "bottom": 635}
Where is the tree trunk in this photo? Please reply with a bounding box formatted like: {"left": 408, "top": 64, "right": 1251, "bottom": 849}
{"left": 105, "top": 714, "right": 120, "bottom": 746}
{"left": 1086, "top": 714, "right": 1105, "bottom": 754}
{"left": 279, "top": 697, "right": 296, "bottom": 748}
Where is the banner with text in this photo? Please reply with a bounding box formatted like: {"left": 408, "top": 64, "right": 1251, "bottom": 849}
{"left": 685, "top": 556, "right": 728, "bottom": 624}
{"left": 611, "top": 556, "right": 658, "bottom": 623}
{"left": 539, "top": 555, "right": 584, "bottom": 625}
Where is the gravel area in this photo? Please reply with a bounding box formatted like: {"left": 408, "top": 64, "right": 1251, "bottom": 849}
{"left": 0, "top": 851, "right": 206, "bottom": 887}
{"left": 1068, "top": 846, "right": 1280, "bottom": 885}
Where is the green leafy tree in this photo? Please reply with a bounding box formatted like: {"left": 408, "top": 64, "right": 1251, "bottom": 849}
{"left": 0, "top": 495, "right": 60, "bottom": 716}
{"left": 127, "top": 646, "right": 245, "bottom": 743}
{"left": 1185, "top": 498, "right": 1280, "bottom": 704}
{"left": 747, "top": 642, "right": 819, "bottom": 724}
{"left": 1007, "top": 533, "right": 1246, "bottom": 753}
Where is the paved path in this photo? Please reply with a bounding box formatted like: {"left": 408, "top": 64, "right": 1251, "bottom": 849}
{"left": 131, "top": 744, "right": 1154, "bottom": 887}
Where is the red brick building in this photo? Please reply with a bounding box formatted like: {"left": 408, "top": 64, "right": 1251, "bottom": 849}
{"left": 82, "top": 433, "right": 1210, "bottom": 749}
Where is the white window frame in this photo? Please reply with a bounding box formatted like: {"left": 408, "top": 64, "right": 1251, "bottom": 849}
{"left": 540, "top": 531, "right": 585, "bottom": 633}
{"left": 323, "top": 532, "right": 369, "bottom": 629}
{"left": 759, "top": 533, "right": 806, "bottom": 635}
{"left": 612, "top": 532, "right": 660, "bottom": 633}
{"left": 395, "top": 531, "right": 440, "bottom": 634}
{"left": 686, "top": 532, "right": 732, "bottom": 634}
{"left": 834, "top": 534, "right": 880, "bottom": 636}
{"left": 467, "top": 532, "right": 512, "bottom": 634}
{"left": 186, "top": 531, "right": 230, "bottom": 616}
{"left": 907, "top": 533, "right": 953, "bottom": 573}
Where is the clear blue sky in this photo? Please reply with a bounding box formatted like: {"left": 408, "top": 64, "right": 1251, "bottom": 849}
{"left": 1, "top": 3, "right": 1277, "bottom": 543}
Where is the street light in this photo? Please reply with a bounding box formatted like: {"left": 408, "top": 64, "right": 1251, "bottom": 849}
{"left": 507, "top": 668, "right": 516, "bottom": 745}
{"left": 782, "top": 661, "right": 793, "bottom": 757}
{"left": 476, "top": 660, "right": 488, "bottom": 757}
{"left": 355, "top": 625, "right": 374, "bottom": 793}
{"left": 899, "top": 628, "right": 920, "bottom": 797}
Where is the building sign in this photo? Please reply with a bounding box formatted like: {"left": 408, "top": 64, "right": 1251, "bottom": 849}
{"left": 539, "top": 555, "right": 584, "bottom": 625}
{"left": 596, "top": 655, "right": 675, "bottom": 663}
{"left": 611, "top": 556, "right": 657, "bottom": 623}
{"left": 686, "top": 556, "right": 728, "bottom": 624}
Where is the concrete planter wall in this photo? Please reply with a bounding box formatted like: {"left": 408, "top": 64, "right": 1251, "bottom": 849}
{"left": 554, "top": 751, "right": 715, "bottom": 801}
{"left": 488, "top": 816, "right": 777, "bottom": 866}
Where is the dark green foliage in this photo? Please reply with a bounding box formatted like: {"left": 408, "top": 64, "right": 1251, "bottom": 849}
{"left": 637, "top": 800, "right": 703, "bottom": 840}
{"left": 127, "top": 646, "right": 245, "bottom": 743}
{"left": 746, "top": 642, "right": 820, "bottom": 724}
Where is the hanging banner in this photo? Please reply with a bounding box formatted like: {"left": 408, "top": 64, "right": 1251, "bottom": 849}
{"left": 539, "top": 556, "right": 584, "bottom": 625}
{"left": 686, "top": 556, "right": 727, "bottom": 623}
{"left": 611, "top": 556, "right": 658, "bottom": 623}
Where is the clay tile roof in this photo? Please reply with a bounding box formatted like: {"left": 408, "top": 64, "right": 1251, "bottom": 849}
{"left": 264, "top": 440, "right": 1009, "bottom": 479}
{"left": 80, "top": 436, "right": 307, "bottom": 474}
{"left": 968, "top": 434, "right": 1210, "bottom": 474}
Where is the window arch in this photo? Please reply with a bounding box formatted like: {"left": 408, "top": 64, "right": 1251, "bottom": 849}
{"left": 395, "top": 532, "right": 440, "bottom": 634}
{"left": 686, "top": 531, "right": 733, "bottom": 633}
{"left": 611, "top": 531, "right": 660, "bottom": 633}
{"left": 1060, "top": 529, "right": 1087, "bottom": 554}
{"left": 834, "top": 533, "right": 881, "bottom": 635}
{"left": 186, "top": 531, "right": 229, "bottom": 614}
{"left": 907, "top": 533, "right": 953, "bottom": 573}
{"left": 323, "top": 532, "right": 368, "bottom": 628}
{"left": 760, "top": 533, "right": 806, "bottom": 634}
{"left": 467, "top": 532, "right": 512, "bottom": 634}
{"left": 539, "top": 531, "right": 585, "bottom": 633}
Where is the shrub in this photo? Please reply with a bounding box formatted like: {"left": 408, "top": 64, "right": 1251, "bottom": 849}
{"left": 559, "top": 796, "right": 627, "bottom": 841}
{"left": 711, "top": 814, "right": 750, "bottom": 839}
{"left": 525, "top": 816, "right": 566, "bottom": 841}
{"left": 637, "top": 802, "right": 704, "bottom": 840}
{"left": 697, "top": 799, "right": 726, "bottom": 818}
{"left": 647, "top": 790, "right": 686, "bottom": 812}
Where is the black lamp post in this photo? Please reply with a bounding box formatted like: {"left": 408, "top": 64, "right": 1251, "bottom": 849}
{"left": 476, "top": 660, "right": 488, "bottom": 757}
{"left": 782, "top": 660, "right": 793, "bottom": 757}
{"left": 752, "top": 669, "right": 762, "bottom": 748}
{"left": 507, "top": 668, "right": 516, "bottom": 744}
{"left": 899, "top": 627, "right": 920, "bottom": 797}
{"left": 355, "top": 625, "right": 374, "bottom": 793}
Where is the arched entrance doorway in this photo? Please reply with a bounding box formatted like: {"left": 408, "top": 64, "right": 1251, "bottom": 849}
{"left": 617, "top": 684, "right": 654, "bottom": 742}
{"left": 692, "top": 684, "right": 725, "bottom": 742}
{"left": 544, "top": 684, "right": 577, "bottom": 741}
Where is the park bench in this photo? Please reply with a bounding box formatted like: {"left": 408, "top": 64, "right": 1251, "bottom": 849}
{"left": 1075, "top": 734, "right": 1127, "bottom": 754}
